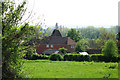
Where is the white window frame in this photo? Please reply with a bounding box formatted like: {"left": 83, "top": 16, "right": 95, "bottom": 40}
{"left": 51, "top": 44, "right": 53, "bottom": 48}
{"left": 46, "top": 44, "right": 49, "bottom": 48}
{"left": 71, "top": 45, "right": 74, "bottom": 48}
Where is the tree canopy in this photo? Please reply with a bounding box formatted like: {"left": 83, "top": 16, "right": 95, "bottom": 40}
{"left": 2, "top": 0, "right": 41, "bottom": 78}
{"left": 67, "top": 28, "right": 82, "bottom": 42}
{"left": 102, "top": 39, "right": 118, "bottom": 57}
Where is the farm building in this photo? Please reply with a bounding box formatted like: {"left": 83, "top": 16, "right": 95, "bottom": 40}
{"left": 36, "top": 24, "right": 76, "bottom": 54}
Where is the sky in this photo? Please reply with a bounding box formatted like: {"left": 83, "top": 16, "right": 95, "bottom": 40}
{"left": 21, "top": 0, "right": 120, "bottom": 28}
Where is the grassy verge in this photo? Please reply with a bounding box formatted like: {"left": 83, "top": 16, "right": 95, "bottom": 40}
{"left": 21, "top": 60, "right": 118, "bottom": 78}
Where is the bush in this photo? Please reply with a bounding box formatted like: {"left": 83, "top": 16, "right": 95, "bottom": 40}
{"left": 97, "top": 55, "right": 105, "bottom": 62}
{"left": 103, "top": 56, "right": 118, "bottom": 62}
{"left": 64, "top": 54, "right": 90, "bottom": 61}
{"left": 63, "top": 54, "right": 69, "bottom": 61}
{"left": 74, "top": 41, "right": 85, "bottom": 53}
{"left": 24, "top": 53, "right": 49, "bottom": 60}
{"left": 102, "top": 39, "right": 118, "bottom": 58}
{"left": 63, "top": 53, "right": 118, "bottom": 62}
{"left": 58, "top": 47, "right": 68, "bottom": 54}
{"left": 83, "top": 55, "right": 90, "bottom": 61}
{"left": 38, "top": 54, "right": 49, "bottom": 59}
{"left": 49, "top": 53, "right": 63, "bottom": 61}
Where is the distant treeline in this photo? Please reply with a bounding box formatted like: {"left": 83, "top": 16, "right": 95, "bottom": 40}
{"left": 40, "top": 26, "right": 118, "bottom": 49}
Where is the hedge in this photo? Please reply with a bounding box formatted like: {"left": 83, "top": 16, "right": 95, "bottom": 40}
{"left": 64, "top": 54, "right": 90, "bottom": 62}
{"left": 63, "top": 54, "right": 119, "bottom": 62}
{"left": 24, "top": 54, "right": 49, "bottom": 60}
{"left": 49, "top": 53, "right": 63, "bottom": 61}
{"left": 24, "top": 53, "right": 119, "bottom": 62}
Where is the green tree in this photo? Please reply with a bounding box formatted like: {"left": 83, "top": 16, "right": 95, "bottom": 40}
{"left": 96, "top": 27, "right": 116, "bottom": 49}
{"left": 74, "top": 39, "right": 88, "bottom": 53}
{"left": 24, "top": 48, "right": 36, "bottom": 59}
{"left": 102, "top": 39, "right": 118, "bottom": 57}
{"left": 116, "top": 26, "right": 120, "bottom": 50}
{"left": 59, "top": 26, "right": 69, "bottom": 37}
{"left": 2, "top": 0, "right": 41, "bottom": 78}
{"left": 88, "top": 39, "right": 97, "bottom": 48}
{"left": 78, "top": 26, "right": 100, "bottom": 39}
{"left": 58, "top": 47, "right": 68, "bottom": 54}
{"left": 67, "top": 28, "right": 82, "bottom": 42}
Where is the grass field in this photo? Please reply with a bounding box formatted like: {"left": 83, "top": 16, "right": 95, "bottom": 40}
{"left": 20, "top": 60, "right": 118, "bottom": 78}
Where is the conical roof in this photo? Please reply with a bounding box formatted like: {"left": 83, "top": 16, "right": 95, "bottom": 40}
{"left": 51, "top": 29, "right": 62, "bottom": 37}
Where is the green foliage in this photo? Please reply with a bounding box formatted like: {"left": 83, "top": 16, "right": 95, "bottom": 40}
{"left": 24, "top": 48, "right": 36, "bottom": 59}
{"left": 2, "top": 0, "right": 42, "bottom": 78}
{"left": 87, "top": 39, "right": 97, "bottom": 48}
{"left": 90, "top": 54, "right": 104, "bottom": 62}
{"left": 63, "top": 54, "right": 118, "bottom": 62}
{"left": 64, "top": 54, "right": 90, "bottom": 61}
{"left": 116, "top": 26, "right": 120, "bottom": 50}
{"left": 49, "top": 53, "right": 63, "bottom": 61}
{"left": 96, "top": 28, "right": 116, "bottom": 49}
{"left": 78, "top": 26, "right": 100, "bottom": 39}
{"left": 2, "top": 0, "right": 27, "bottom": 78}
{"left": 102, "top": 39, "right": 118, "bottom": 58}
{"left": 58, "top": 47, "right": 68, "bottom": 54}
{"left": 74, "top": 39, "right": 88, "bottom": 52}
{"left": 67, "top": 28, "right": 82, "bottom": 42}
{"left": 31, "top": 54, "right": 49, "bottom": 60}
{"left": 24, "top": 51, "right": 49, "bottom": 60}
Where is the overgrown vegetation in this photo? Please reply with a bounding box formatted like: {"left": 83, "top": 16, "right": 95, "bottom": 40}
{"left": 2, "top": 0, "right": 42, "bottom": 78}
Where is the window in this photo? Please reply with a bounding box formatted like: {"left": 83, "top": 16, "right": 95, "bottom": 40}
{"left": 51, "top": 44, "right": 53, "bottom": 48}
{"left": 71, "top": 45, "right": 74, "bottom": 48}
{"left": 46, "top": 44, "right": 49, "bottom": 48}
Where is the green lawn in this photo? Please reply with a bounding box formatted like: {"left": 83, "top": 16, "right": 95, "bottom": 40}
{"left": 20, "top": 60, "right": 118, "bottom": 78}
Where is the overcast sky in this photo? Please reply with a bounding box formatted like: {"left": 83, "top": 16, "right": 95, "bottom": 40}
{"left": 22, "top": 0, "right": 120, "bottom": 28}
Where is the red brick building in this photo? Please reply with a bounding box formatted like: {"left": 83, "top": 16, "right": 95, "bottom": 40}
{"left": 36, "top": 29, "right": 76, "bottom": 54}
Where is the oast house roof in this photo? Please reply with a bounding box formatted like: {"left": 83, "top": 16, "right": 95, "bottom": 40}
{"left": 40, "top": 29, "right": 76, "bottom": 45}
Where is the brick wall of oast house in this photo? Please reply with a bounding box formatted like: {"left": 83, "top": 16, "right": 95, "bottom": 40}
{"left": 36, "top": 44, "right": 74, "bottom": 54}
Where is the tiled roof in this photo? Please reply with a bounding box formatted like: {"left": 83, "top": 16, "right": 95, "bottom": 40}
{"left": 40, "top": 36, "right": 76, "bottom": 45}
{"left": 40, "top": 36, "right": 67, "bottom": 44}
{"left": 67, "top": 37, "right": 76, "bottom": 45}
{"left": 39, "top": 29, "right": 76, "bottom": 45}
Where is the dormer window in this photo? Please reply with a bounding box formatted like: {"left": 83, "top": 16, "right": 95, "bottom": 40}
{"left": 46, "top": 44, "right": 49, "bottom": 48}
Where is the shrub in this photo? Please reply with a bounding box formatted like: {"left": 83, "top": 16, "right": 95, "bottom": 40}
{"left": 38, "top": 54, "right": 49, "bottom": 59}
{"left": 102, "top": 39, "right": 118, "bottom": 58}
{"left": 64, "top": 54, "right": 90, "bottom": 61}
{"left": 97, "top": 55, "right": 105, "bottom": 62}
{"left": 49, "top": 53, "right": 63, "bottom": 61}
{"left": 90, "top": 55, "right": 98, "bottom": 62}
{"left": 63, "top": 53, "right": 118, "bottom": 62}
{"left": 58, "top": 47, "right": 68, "bottom": 54}
{"left": 90, "top": 54, "right": 104, "bottom": 62}
{"left": 74, "top": 41, "right": 85, "bottom": 53}
{"left": 64, "top": 54, "right": 69, "bottom": 61}
{"left": 83, "top": 55, "right": 90, "bottom": 61}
